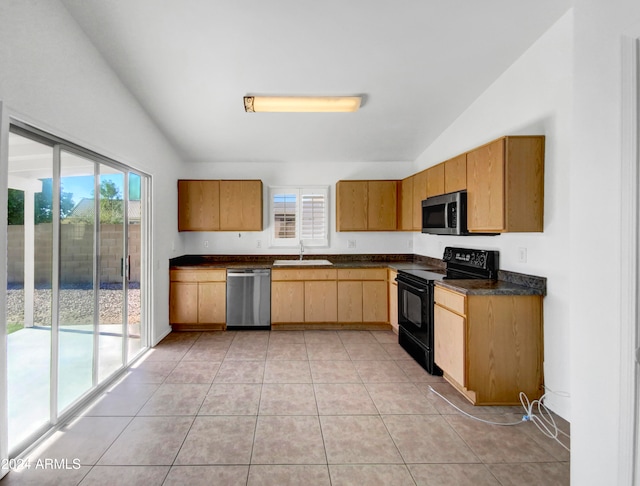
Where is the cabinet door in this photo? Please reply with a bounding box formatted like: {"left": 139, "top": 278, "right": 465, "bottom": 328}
{"left": 362, "top": 281, "right": 388, "bottom": 323}
{"left": 466, "top": 138, "right": 505, "bottom": 232}
{"left": 178, "top": 180, "right": 220, "bottom": 231}
{"left": 304, "top": 281, "right": 338, "bottom": 322}
{"left": 504, "top": 137, "right": 545, "bottom": 232}
{"left": 198, "top": 282, "right": 226, "bottom": 323}
{"left": 336, "top": 181, "right": 368, "bottom": 231}
{"left": 367, "top": 180, "right": 398, "bottom": 230}
{"left": 271, "top": 281, "right": 305, "bottom": 323}
{"left": 219, "top": 180, "right": 263, "bottom": 231}
{"left": 444, "top": 154, "right": 467, "bottom": 193}
{"left": 388, "top": 270, "right": 398, "bottom": 331}
{"left": 412, "top": 170, "right": 428, "bottom": 230}
{"left": 399, "top": 176, "right": 413, "bottom": 231}
{"left": 434, "top": 303, "right": 466, "bottom": 386}
{"left": 337, "top": 281, "right": 363, "bottom": 322}
{"left": 426, "top": 164, "right": 445, "bottom": 198}
{"left": 169, "top": 282, "right": 199, "bottom": 324}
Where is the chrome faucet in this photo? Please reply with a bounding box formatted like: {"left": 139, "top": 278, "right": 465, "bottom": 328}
{"left": 299, "top": 240, "right": 304, "bottom": 260}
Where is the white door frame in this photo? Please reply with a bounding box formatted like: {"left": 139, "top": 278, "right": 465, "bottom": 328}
{"left": 0, "top": 102, "right": 10, "bottom": 480}
{"left": 620, "top": 33, "right": 640, "bottom": 486}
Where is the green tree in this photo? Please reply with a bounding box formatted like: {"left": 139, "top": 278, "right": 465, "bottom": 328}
{"left": 6, "top": 179, "right": 74, "bottom": 225}
{"left": 7, "top": 189, "right": 24, "bottom": 225}
{"left": 98, "top": 180, "right": 123, "bottom": 224}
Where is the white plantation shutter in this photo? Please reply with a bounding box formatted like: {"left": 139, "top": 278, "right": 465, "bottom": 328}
{"left": 300, "top": 193, "right": 326, "bottom": 240}
{"left": 270, "top": 186, "right": 329, "bottom": 247}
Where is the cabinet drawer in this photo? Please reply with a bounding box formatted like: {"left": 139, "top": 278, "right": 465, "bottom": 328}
{"left": 337, "top": 268, "right": 387, "bottom": 281}
{"left": 434, "top": 286, "right": 466, "bottom": 315}
{"left": 272, "top": 269, "right": 337, "bottom": 281}
{"left": 170, "top": 269, "right": 226, "bottom": 282}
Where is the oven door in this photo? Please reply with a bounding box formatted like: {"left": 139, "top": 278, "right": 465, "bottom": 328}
{"left": 397, "top": 275, "right": 430, "bottom": 332}
{"left": 396, "top": 273, "right": 442, "bottom": 375}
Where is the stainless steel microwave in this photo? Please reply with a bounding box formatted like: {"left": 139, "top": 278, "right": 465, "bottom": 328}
{"left": 421, "top": 191, "right": 468, "bottom": 235}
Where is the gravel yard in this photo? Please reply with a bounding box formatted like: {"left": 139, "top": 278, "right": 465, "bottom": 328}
{"left": 6, "top": 287, "right": 140, "bottom": 326}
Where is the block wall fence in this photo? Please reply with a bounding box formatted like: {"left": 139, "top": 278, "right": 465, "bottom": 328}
{"left": 7, "top": 223, "right": 141, "bottom": 286}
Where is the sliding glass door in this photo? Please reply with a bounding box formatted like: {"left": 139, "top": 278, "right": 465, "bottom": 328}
{"left": 6, "top": 131, "right": 54, "bottom": 453}
{"left": 58, "top": 150, "right": 97, "bottom": 411}
{"left": 4, "top": 124, "right": 150, "bottom": 456}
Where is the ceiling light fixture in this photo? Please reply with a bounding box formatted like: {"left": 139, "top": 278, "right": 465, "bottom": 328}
{"left": 243, "top": 96, "right": 361, "bottom": 113}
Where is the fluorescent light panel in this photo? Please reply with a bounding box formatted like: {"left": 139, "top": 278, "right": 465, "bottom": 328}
{"left": 244, "top": 96, "right": 361, "bottom": 113}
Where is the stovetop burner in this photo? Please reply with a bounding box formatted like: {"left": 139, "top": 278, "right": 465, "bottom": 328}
{"left": 398, "top": 268, "right": 445, "bottom": 282}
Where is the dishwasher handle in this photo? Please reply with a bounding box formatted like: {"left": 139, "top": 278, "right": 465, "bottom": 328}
{"left": 227, "top": 269, "right": 271, "bottom": 276}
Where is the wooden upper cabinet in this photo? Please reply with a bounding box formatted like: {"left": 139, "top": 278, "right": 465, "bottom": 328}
{"left": 178, "top": 179, "right": 262, "bottom": 232}
{"left": 367, "top": 180, "right": 398, "bottom": 230}
{"left": 219, "top": 180, "right": 263, "bottom": 231}
{"left": 426, "top": 164, "right": 445, "bottom": 198}
{"left": 336, "top": 180, "right": 398, "bottom": 231}
{"left": 466, "top": 136, "right": 544, "bottom": 233}
{"left": 399, "top": 176, "right": 414, "bottom": 231}
{"left": 444, "top": 154, "right": 467, "bottom": 193}
{"left": 336, "top": 181, "right": 368, "bottom": 231}
{"left": 412, "top": 170, "right": 428, "bottom": 230}
{"left": 178, "top": 180, "right": 220, "bottom": 231}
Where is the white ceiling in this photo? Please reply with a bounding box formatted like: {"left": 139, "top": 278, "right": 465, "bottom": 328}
{"left": 60, "top": 0, "right": 571, "bottom": 164}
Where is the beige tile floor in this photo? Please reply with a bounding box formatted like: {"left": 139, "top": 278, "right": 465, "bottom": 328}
{"left": 1, "top": 330, "right": 570, "bottom": 485}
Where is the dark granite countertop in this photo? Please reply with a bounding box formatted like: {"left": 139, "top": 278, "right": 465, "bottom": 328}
{"left": 169, "top": 254, "right": 545, "bottom": 296}
{"left": 169, "top": 254, "right": 442, "bottom": 270}
{"left": 435, "top": 278, "right": 545, "bottom": 296}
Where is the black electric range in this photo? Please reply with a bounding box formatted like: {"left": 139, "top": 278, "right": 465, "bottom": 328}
{"left": 396, "top": 247, "right": 499, "bottom": 375}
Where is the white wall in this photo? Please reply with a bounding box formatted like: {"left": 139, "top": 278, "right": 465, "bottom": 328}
{"left": 412, "top": 12, "right": 574, "bottom": 421}
{"left": 570, "top": 0, "right": 640, "bottom": 484}
{"left": 0, "top": 0, "right": 185, "bottom": 344}
{"left": 181, "top": 161, "right": 415, "bottom": 255}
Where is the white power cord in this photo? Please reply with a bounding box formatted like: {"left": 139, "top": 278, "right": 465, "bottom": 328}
{"left": 429, "top": 385, "right": 570, "bottom": 452}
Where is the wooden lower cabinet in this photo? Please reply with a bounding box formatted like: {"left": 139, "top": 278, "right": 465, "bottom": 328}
{"left": 271, "top": 281, "right": 304, "bottom": 323}
{"left": 198, "top": 282, "right": 226, "bottom": 324}
{"left": 337, "top": 281, "right": 363, "bottom": 322}
{"left": 434, "top": 285, "right": 543, "bottom": 405}
{"left": 362, "top": 281, "right": 387, "bottom": 323}
{"left": 169, "top": 269, "right": 226, "bottom": 331}
{"left": 337, "top": 268, "right": 388, "bottom": 326}
{"left": 305, "top": 281, "right": 338, "bottom": 322}
{"left": 169, "top": 282, "right": 198, "bottom": 324}
{"left": 388, "top": 269, "right": 398, "bottom": 333}
{"left": 434, "top": 304, "right": 466, "bottom": 386}
{"left": 271, "top": 267, "right": 390, "bottom": 329}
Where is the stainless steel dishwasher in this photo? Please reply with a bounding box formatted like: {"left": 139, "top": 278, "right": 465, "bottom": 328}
{"left": 226, "top": 268, "right": 271, "bottom": 329}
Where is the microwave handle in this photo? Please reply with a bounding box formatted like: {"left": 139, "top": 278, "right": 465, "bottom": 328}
{"left": 444, "top": 202, "right": 450, "bottom": 229}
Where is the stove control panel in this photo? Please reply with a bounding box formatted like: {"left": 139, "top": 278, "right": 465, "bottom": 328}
{"left": 443, "top": 247, "right": 496, "bottom": 270}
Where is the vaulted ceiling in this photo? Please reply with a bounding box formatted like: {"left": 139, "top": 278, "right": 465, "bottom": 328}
{"left": 60, "top": 0, "right": 571, "bottom": 164}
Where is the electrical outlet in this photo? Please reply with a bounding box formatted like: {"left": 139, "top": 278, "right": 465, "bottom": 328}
{"left": 203, "top": 240, "right": 209, "bottom": 248}
{"left": 518, "top": 247, "right": 527, "bottom": 263}
{"left": 256, "top": 240, "right": 262, "bottom": 248}
{"left": 407, "top": 240, "right": 413, "bottom": 250}
{"left": 348, "top": 240, "right": 356, "bottom": 249}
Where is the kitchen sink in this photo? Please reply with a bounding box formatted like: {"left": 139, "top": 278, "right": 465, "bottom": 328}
{"left": 273, "top": 259, "right": 333, "bottom": 266}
